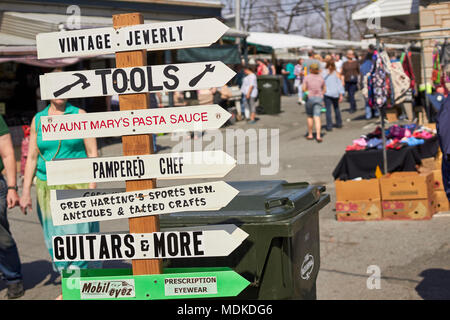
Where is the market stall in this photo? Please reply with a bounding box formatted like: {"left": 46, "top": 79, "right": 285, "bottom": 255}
{"left": 335, "top": 27, "right": 449, "bottom": 222}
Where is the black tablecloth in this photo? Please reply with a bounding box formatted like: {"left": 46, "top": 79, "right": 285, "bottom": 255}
{"left": 333, "top": 136, "right": 439, "bottom": 181}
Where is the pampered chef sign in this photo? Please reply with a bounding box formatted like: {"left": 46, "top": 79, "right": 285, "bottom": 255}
{"left": 80, "top": 279, "right": 135, "bottom": 299}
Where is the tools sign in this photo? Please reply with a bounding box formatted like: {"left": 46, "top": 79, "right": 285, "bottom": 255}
{"left": 39, "top": 61, "right": 236, "bottom": 100}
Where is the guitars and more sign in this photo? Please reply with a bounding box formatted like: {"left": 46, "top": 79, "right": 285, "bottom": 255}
{"left": 52, "top": 224, "right": 248, "bottom": 261}
{"left": 36, "top": 18, "right": 228, "bottom": 59}
{"left": 39, "top": 62, "right": 235, "bottom": 100}
{"left": 50, "top": 181, "right": 238, "bottom": 226}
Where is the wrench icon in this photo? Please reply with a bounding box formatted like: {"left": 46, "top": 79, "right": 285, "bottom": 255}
{"left": 189, "top": 64, "right": 216, "bottom": 87}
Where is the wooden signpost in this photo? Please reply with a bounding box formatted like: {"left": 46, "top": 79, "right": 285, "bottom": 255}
{"left": 36, "top": 12, "right": 248, "bottom": 300}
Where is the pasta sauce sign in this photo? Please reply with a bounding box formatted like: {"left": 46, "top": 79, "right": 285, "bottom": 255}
{"left": 40, "top": 105, "right": 230, "bottom": 140}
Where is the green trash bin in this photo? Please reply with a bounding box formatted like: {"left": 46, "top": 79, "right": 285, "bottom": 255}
{"left": 160, "top": 180, "right": 330, "bottom": 300}
{"left": 257, "top": 76, "right": 282, "bottom": 115}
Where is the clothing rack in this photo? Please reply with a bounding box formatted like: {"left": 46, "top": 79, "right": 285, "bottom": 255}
{"left": 365, "top": 28, "right": 450, "bottom": 175}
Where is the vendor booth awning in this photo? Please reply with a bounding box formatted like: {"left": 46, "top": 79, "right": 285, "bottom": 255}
{"left": 0, "top": 11, "right": 247, "bottom": 58}
{"left": 246, "top": 32, "right": 335, "bottom": 50}
{"left": 177, "top": 44, "right": 241, "bottom": 64}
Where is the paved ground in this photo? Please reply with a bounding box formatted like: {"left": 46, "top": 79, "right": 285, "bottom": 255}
{"left": 1, "top": 93, "right": 450, "bottom": 300}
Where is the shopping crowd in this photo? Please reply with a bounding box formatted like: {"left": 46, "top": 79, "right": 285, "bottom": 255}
{"left": 235, "top": 46, "right": 380, "bottom": 142}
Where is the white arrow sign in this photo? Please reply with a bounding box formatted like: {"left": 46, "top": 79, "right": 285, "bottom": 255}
{"left": 50, "top": 181, "right": 238, "bottom": 226}
{"left": 46, "top": 151, "right": 236, "bottom": 186}
{"left": 39, "top": 61, "right": 235, "bottom": 100}
{"left": 52, "top": 224, "right": 248, "bottom": 261}
{"left": 36, "top": 18, "right": 229, "bottom": 59}
{"left": 40, "top": 105, "right": 230, "bottom": 141}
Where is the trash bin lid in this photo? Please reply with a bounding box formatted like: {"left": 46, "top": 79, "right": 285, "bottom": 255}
{"left": 257, "top": 76, "right": 282, "bottom": 80}
{"left": 160, "top": 180, "right": 323, "bottom": 225}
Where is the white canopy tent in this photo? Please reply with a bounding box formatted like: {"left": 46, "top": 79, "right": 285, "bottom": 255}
{"left": 246, "top": 32, "right": 335, "bottom": 50}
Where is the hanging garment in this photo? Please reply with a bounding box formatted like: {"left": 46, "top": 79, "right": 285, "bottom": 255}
{"left": 368, "top": 52, "right": 389, "bottom": 109}
{"left": 380, "top": 51, "right": 410, "bottom": 105}
{"left": 402, "top": 51, "right": 416, "bottom": 91}
{"left": 432, "top": 48, "right": 442, "bottom": 86}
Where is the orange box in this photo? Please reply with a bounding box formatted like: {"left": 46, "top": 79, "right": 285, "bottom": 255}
{"left": 336, "top": 199, "right": 382, "bottom": 221}
{"left": 386, "top": 108, "right": 398, "bottom": 122}
{"left": 335, "top": 178, "right": 380, "bottom": 201}
{"left": 381, "top": 199, "right": 433, "bottom": 220}
{"left": 432, "top": 170, "right": 444, "bottom": 191}
{"left": 432, "top": 191, "right": 449, "bottom": 213}
{"left": 379, "top": 171, "right": 434, "bottom": 200}
{"left": 420, "top": 157, "right": 440, "bottom": 171}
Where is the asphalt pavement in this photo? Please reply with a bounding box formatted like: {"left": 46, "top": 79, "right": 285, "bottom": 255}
{"left": 1, "top": 92, "right": 450, "bottom": 300}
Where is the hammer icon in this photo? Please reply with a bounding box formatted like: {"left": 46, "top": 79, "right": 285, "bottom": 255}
{"left": 53, "top": 73, "right": 90, "bottom": 98}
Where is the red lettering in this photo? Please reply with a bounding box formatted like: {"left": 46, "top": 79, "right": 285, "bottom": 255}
{"left": 91, "top": 121, "right": 100, "bottom": 130}
{"left": 193, "top": 113, "right": 200, "bottom": 122}
{"left": 107, "top": 119, "right": 114, "bottom": 128}
{"left": 201, "top": 112, "right": 207, "bottom": 122}
{"left": 42, "top": 124, "right": 52, "bottom": 133}
{"left": 73, "top": 122, "right": 81, "bottom": 131}
{"left": 123, "top": 118, "right": 130, "bottom": 127}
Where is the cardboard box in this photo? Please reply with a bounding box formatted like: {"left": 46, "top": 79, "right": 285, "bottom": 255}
{"left": 379, "top": 171, "right": 434, "bottom": 200}
{"left": 420, "top": 157, "right": 440, "bottom": 171}
{"left": 335, "top": 178, "right": 380, "bottom": 201}
{"left": 386, "top": 108, "right": 398, "bottom": 122}
{"left": 336, "top": 199, "right": 382, "bottom": 221}
{"left": 432, "top": 191, "right": 449, "bottom": 213}
{"left": 432, "top": 170, "right": 444, "bottom": 191}
{"left": 381, "top": 199, "right": 433, "bottom": 220}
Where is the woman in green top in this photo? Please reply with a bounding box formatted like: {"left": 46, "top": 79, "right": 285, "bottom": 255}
{"left": 19, "top": 97, "right": 99, "bottom": 299}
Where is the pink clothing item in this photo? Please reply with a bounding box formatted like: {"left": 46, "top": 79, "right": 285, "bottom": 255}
{"left": 353, "top": 138, "right": 367, "bottom": 147}
{"left": 404, "top": 129, "right": 412, "bottom": 138}
{"left": 303, "top": 74, "right": 325, "bottom": 97}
